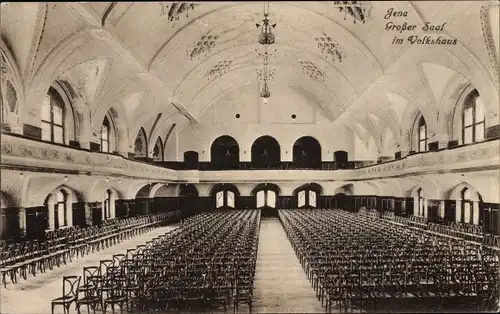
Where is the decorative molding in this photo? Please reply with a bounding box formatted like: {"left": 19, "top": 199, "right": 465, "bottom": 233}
{"left": 204, "top": 60, "right": 232, "bottom": 80}
{"left": 24, "top": 3, "right": 48, "bottom": 85}
{"left": 480, "top": 3, "right": 500, "bottom": 89}
{"left": 314, "top": 33, "right": 345, "bottom": 63}
{"left": 298, "top": 60, "right": 327, "bottom": 81}
{"left": 187, "top": 33, "right": 219, "bottom": 60}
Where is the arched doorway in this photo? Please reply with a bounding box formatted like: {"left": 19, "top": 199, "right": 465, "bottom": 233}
{"left": 184, "top": 151, "right": 199, "bottom": 169}
{"left": 334, "top": 150, "right": 348, "bottom": 169}
{"left": 210, "top": 183, "right": 240, "bottom": 209}
{"left": 210, "top": 136, "right": 240, "bottom": 170}
{"left": 251, "top": 183, "right": 281, "bottom": 217}
{"left": 251, "top": 136, "right": 281, "bottom": 169}
{"left": 294, "top": 183, "right": 323, "bottom": 209}
{"left": 293, "top": 136, "right": 321, "bottom": 169}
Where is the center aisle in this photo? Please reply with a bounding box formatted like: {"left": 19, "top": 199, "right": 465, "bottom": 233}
{"left": 0, "top": 224, "right": 179, "bottom": 314}
{"left": 252, "top": 217, "right": 323, "bottom": 313}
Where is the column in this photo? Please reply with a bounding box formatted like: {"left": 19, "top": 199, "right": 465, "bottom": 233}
{"left": 47, "top": 203, "right": 56, "bottom": 230}
{"left": 111, "top": 197, "right": 116, "bottom": 219}
{"left": 18, "top": 207, "right": 27, "bottom": 237}
{"left": 65, "top": 200, "right": 73, "bottom": 227}
{"left": 439, "top": 200, "right": 445, "bottom": 220}
{"left": 423, "top": 199, "right": 428, "bottom": 218}
{"left": 85, "top": 203, "right": 93, "bottom": 226}
{"left": 472, "top": 201, "right": 480, "bottom": 225}
{"left": 413, "top": 196, "right": 419, "bottom": 216}
{"left": 101, "top": 201, "right": 106, "bottom": 221}
{"left": 455, "top": 200, "right": 461, "bottom": 223}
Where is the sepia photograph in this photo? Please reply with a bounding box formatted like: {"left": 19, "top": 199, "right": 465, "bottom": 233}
{"left": 0, "top": 1, "right": 499, "bottom": 313}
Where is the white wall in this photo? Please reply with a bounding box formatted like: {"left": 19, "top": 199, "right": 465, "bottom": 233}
{"left": 174, "top": 122, "right": 354, "bottom": 162}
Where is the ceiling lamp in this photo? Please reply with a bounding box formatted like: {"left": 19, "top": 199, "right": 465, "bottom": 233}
{"left": 256, "top": 1, "right": 276, "bottom": 45}
{"left": 333, "top": 1, "right": 372, "bottom": 24}
{"left": 256, "top": 45, "right": 276, "bottom": 104}
{"left": 260, "top": 81, "right": 271, "bottom": 104}
{"left": 160, "top": 2, "right": 200, "bottom": 27}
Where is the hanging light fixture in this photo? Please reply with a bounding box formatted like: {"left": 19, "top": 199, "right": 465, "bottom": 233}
{"left": 333, "top": 1, "right": 372, "bottom": 24}
{"left": 256, "top": 1, "right": 276, "bottom": 45}
{"left": 256, "top": 45, "right": 276, "bottom": 104}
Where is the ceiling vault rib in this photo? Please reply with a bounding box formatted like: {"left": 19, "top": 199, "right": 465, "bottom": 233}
{"left": 65, "top": 2, "right": 199, "bottom": 124}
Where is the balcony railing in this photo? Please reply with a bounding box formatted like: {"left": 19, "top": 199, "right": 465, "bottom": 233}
{"left": 152, "top": 161, "right": 374, "bottom": 171}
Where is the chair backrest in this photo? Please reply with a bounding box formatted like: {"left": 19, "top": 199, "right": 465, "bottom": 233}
{"left": 83, "top": 266, "right": 99, "bottom": 284}
{"left": 62, "top": 276, "right": 81, "bottom": 298}
{"left": 100, "top": 259, "right": 114, "bottom": 276}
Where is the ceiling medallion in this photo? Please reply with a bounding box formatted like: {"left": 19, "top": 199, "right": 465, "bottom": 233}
{"left": 256, "top": 2, "right": 276, "bottom": 45}
{"left": 333, "top": 1, "right": 372, "bottom": 24}
{"left": 315, "top": 33, "right": 346, "bottom": 63}
{"left": 187, "top": 33, "right": 219, "bottom": 60}
{"left": 299, "top": 61, "right": 327, "bottom": 81}
{"left": 160, "top": 2, "right": 200, "bottom": 27}
{"left": 204, "top": 60, "right": 233, "bottom": 81}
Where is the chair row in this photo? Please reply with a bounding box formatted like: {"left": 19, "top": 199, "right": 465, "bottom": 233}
{"left": 0, "top": 211, "right": 180, "bottom": 288}
{"left": 279, "top": 209, "right": 499, "bottom": 313}
{"left": 52, "top": 209, "right": 261, "bottom": 314}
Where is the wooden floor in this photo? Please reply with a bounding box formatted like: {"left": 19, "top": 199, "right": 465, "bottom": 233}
{"left": 252, "top": 217, "right": 323, "bottom": 313}
{"left": 0, "top": 225, "right": 179, "bottom": 314}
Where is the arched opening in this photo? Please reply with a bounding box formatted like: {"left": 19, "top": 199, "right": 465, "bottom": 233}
{"left": 134, "top": 127, "right": 148, "bottom": 158}
{"left": 334, "top": 150, "right": 348, "bottom": 169}
{"left": 251, "top": 183, "right": 281, "bottom": 217}
{"left": 462, "top": 89, "right": 485, "bottom": 144}
{"left": 293, "top": 183, "right": 323, "bottom": 209}
{"left": 153, "top": 137, "right": 164, "bottom": 161}
{"left": 41, "top": 87, "right": 68, "bottom": 144}
{"left": 210, "top": 135, "right": 240, "bottom": 170}
{"left": 210, "top": 183, "right": 240, "bottom": 209}
{"left": 0, "top": 191, "right": 18, "bottom": 241}
{"left": 184, "top": 151, "right": 199, "bottom": 169}
{"left": 292, "top": 136, "right": 321, "bottom": 169}
{"left": 417, "top": 116, "right": 428, "bottom": 152}
{"left": 101, "top": 116, "right": 112, "bottom": 153}
{"left": 251, "top": 135, "right": 281, "bottom": 169}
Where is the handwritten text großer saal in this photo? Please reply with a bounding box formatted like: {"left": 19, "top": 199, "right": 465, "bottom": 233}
{"left": 384, "top": 8, "right": 458, "bottom": 45}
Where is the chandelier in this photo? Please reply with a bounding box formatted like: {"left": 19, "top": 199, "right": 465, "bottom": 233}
{"left": 333, "top": 1, "right": 372, "bottom": 24}
{"left": 256, "top": 1, "right": 276, "bottom": 45}
{"left": 160, "top": 2, "right": 200, "bottom": 27}
{"left": 256, "top": 46, "right": 276, "bottom": 104}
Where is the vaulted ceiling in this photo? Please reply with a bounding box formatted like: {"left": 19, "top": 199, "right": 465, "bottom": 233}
{"left": 1, "top": 1, "right": 499, "bottom": 146}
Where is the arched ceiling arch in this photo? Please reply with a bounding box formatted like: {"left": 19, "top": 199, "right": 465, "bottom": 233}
{"left": 2, "top": 1, "right": 498, "bottom": 153}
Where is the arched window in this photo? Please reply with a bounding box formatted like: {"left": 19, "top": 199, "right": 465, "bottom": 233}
{"left": 461, "top": 188, "right": 472, "bottom": 224}
{"left": 103, "top": 189, "right": 112, "bottom": 220}
{"left": 134, "top": 128, "right": 148, "bottom": 158}
{"left": 54, "top": 190, "right": 67, "bottom": 229}
{"left": 153, "top": 137, "right": 164, "bottom": 161}
{"left": 41, "top": 87, "right": 65, "bottom": 144}
{"left": 418, "top": 117, "right": 427, "bottom": 152}
{"left": 417, "top": 188, "right": 425, "bottom": 216}
{"left": 462, "top": 90, "right": 485, "bottom": 144}
{"left": 101, "top": 117, "right": 110, "bottom": 152}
